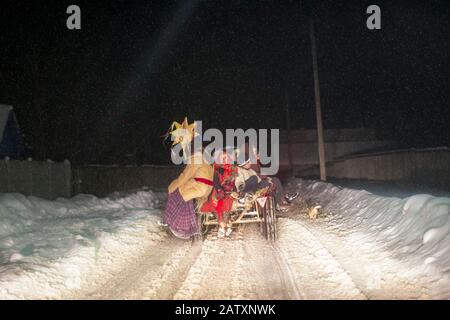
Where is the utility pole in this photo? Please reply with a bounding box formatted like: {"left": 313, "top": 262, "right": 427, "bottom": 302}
{"left": 309, "top": 19, "right": 327, "bottom": 181}
{"left": 285, "top": 89, "right": 294, "bottom": 176}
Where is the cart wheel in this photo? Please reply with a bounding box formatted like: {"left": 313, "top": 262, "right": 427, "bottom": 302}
{"left": 259, "top": 198, "right": 267, "bottom": 240}
{"left": 271, "top": 197, "right": 277, "bottom": 240}
{"left": 265, "top": 197, "right": 277, "bottom": 241}
{"left": 258, "top": 204, "right": 265, "bottom": 235}
{"left": 265, "top": 198, "right": 273, "bottom": 241}
{"left": 198, "top": 213, "right": 209, "bottom": 239}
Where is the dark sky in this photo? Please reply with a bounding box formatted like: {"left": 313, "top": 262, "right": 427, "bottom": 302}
{"left": 0, "top": 0, "right": 449, "bottom": 164}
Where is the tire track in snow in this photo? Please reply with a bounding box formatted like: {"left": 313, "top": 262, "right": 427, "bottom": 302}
{"left": 78, "top": 234, "right": 203, "bottom": 300}
{"left": 286, "top": 214, "right": 430, "bottom": 299}
{"left": 72, "top": 211, "right": 406, "bottom": 300}
{"left": 173, "top": 224, "right": 303, "bottom": 300}
{"left": 173, "top": 227, "right": 246, "bottom": 299}
{"left": 276, "top": 217, "right": 366, "bottom": 299}
{"left": 270, "top": 242, "right": 303, "bottom": 300}
{"left": 240, "top": 224, "right": 303, "bottom": 299}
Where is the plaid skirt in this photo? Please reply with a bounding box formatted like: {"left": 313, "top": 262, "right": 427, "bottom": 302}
{"left": 163, "top": 189, "right": 200, "bottom": 239}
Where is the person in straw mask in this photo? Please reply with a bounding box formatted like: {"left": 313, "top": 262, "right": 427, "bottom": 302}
{"left": 161, "top": 117, "right": 214, "bottom": 239}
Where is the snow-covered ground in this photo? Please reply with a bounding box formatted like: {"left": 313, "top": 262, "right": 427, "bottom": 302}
{"left": 284, "top": 178, "right": 450, "bottom": 299}
{"left": 0, "top": 179, "right": 449, "bottom": 299}
{"left": 0, "top": 190, "right": 167, "bottom": 299}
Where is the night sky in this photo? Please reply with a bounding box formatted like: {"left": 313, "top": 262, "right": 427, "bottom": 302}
{"left": 0, "top": 0, "right": 449, "bottom": 165}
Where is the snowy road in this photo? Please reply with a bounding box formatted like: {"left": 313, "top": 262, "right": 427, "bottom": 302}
{"left": 72, "top": 214, "right": 437, "bottom": 300}
{"left": 73, "top": 223, "right": 302, "bottom": 300}
{"left": 1, "top": 179, "right": 449, "bottom": 299}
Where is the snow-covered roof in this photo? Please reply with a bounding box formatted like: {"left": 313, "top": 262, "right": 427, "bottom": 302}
{"left": 0, "top": 104, "right": 13, "bottom": 141}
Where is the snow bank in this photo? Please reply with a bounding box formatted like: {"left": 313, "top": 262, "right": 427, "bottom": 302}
{"left": 0, "top": 190, "right": 166, "bottom": 299}
{"left": 290, "top": 178, "right": 450, "bottom": 298}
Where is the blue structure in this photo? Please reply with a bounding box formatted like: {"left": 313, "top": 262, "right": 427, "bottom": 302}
{"left": 0, "top": 104, "right": 26, "bottom": 159}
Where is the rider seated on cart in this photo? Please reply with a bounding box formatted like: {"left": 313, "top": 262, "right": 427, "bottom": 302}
{"left": 240, "top": 142, "right": 293, "bottom": 211}
{"left": 197, "top": 147, "right": 274, "bottom": 239}
{"left": 200, "top": 148, "right": 238, "bottom": 238}
{"left": 235, "top": 159, "right": 270, "bottom": 194}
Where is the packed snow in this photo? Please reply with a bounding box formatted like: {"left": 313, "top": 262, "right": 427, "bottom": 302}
{"left": 286, "top": 178, "right": 450, "bottom": 299}
{"left": 0, "top": 179, "right": 449, "bottom": 299}
{"left": 0, "top": 190, "right": 167, "bottom": 299}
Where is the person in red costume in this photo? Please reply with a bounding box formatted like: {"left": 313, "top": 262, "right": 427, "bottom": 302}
{"left": 200, "top": 149, "right": 237, "bottom": 237}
